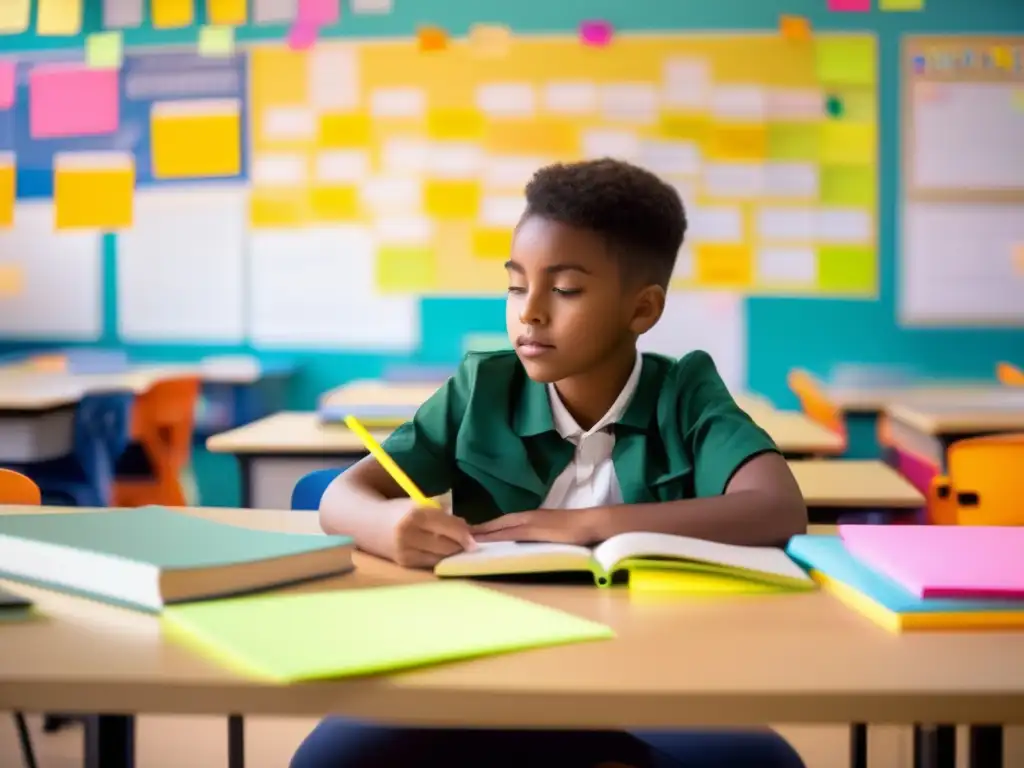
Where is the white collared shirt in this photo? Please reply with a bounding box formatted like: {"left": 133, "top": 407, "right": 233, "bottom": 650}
{"left": 541, "top": 352, "right": 643, "bottom": 510}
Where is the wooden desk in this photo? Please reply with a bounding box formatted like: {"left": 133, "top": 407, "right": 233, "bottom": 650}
{"left": 751, "top": 410, "right": 845, "bottom": 458}
{"left": 1, "top": 505, "right": 1021, "bottom": 768}
{"left": 788, "top": 460, "right": 924, "bottom": 520}
{"left": 827, "top": 382, "right": 1004, "bottom": 416}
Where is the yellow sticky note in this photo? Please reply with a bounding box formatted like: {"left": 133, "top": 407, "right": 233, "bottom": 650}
{"left": 815, "top": 37, "right": 876, "bottom": 86}
{"left": 318, "top": 114, "right": 372, "bottom": 148}
{"left": 427, "top": 109, "right": 485, "bottom": 141}
{"left": 694, "top": 244, "right": 753, "bottom": 288}
{"left": 0, "top": 158, "right": 14, "bottom": 228}
{"left": 0, "top": 264, "right": 23, "bottom": 296}
{"left": 151, "top": 102, "right": 241, "bottom": 179}
{"left": 152, "top": 0, "right": 194, "bottom": 29}
{"left": 424, "top": 180, "right": 481, "bottom": 219}
{"left": 86, "top": 32, "right": 123, "bottom": 69}
{"left": 310, "top": 185, "right": 361, "bottom": 221}
{"left": 0, "top": 0, "right": 30, "bottom": 33}
{"left": 249, "top": 189, "right": 308, "bottom": 228}
{"left": 880, "top": 0, "right": 924, "bottom": 8}
{"left": 377, "top": 246, "right": 437, "bottom": 292}
{"left": 779, "top": 15, "right": 811, "bottom": 41}
{"left": 817, "top": 246, "right": 875, "bottom": 294}
{"left": 37, "top": 0, "right": 82, "bottom": 35}
{"left": 54, "top": 153, "right": 134, "bottom": 230}
{"left": 820, "top": 122, "right": 876, "bottom": 165}
{"left": 484, "top": 119, "right": 578, "bottom": 155}
{"left": 207, "top": 0, "right": 247, "bottom": 25}
{"left": 659, "top": 113, "right": 711, "bottom": 144}
{"left": 198, "top": 25, "right": 235, "bottom": 57}
{"left": 469, "top": 24, "right": 511, "bottom": 57}
{"left": 472, "top": 227, "right": 514, "bottom": 259}
{"left": 708, "top": 125, "right": 767, "bottom": 161}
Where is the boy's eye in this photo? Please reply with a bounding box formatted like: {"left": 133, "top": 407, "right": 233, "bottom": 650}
{"left": 553, "top": 287, "right": 582, "bottom": 296}
{"left": 507, "top": 286, "right": 526, "bottom": 294}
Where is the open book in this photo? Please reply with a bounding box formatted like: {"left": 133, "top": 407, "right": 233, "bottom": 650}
{"left": 434, "top": 531, "right": 814, "bottom": 590}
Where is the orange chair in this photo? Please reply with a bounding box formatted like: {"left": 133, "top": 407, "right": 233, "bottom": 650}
{"left": 997, "top": 362, "right": 1024, "bottom": 386}
{"left": 112, "top": 376, "right": 200, "bottom": 507}
{"left": 929, "top": 433, "right": 1024, "bottom": 526}
{"left": 787, "top": 369, "right": 848, "bottom": 450}
{"left": 0, "top": 468, "right": 40, "bottom": 768}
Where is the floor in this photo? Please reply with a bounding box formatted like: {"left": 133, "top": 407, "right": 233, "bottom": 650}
{"left": 6, "top": 714, "right": 1020, "bottom": 768}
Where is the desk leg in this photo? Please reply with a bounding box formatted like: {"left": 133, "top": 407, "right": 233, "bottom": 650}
{"left": 228, "top": 715, "right": 245, "bottom": 768}
{"left": 84, "top": 715, "right": 134, "bottom": 768}
{"left": 913, "top": 725, "right": 956, "bottom": 768}
{"left": 968, "top": 725, "right": 1003, "bottom": 768}
{"left": 849, "top": 723, "right": 867, "bottom": 768}
{"left": 238, "top": 457, "right": 253, "bottom": 509}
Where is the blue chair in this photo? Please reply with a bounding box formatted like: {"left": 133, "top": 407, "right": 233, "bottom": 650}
{"left": 291, "top": 468, "right": 344, "bottom": 511}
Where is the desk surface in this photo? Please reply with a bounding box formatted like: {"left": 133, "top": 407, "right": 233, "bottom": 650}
{"left": 787, "top": 460, "right": 924, "bottom": 509}
{"left": 1, "top": 505, "right": 1021, "bottom": 727}
{"left": 0, "top": 365, "right": 198, "bottom": 411}
{"left": 885, "top": 395, "right": 1024, "bottom": 436}
{"left": 827, "top": 382, "right": 1005, "bottom": 414}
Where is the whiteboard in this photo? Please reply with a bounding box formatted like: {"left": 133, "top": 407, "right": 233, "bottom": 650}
{"left": 901, "top": 202, "right": 1024, "bottom": 325}
{"left": 247, "top": 226, "right": 420, "bottom": 350}
{"left": 911, "top": 82, "right": 1024, "bottom": 192}
{"left": 638, "top": 291, "right": 747, "bottom": 392}
{"left": 0, "top": 202, "right": 102, "bottom": 340}
{"left": 117, "top": 186, "right": 247, "bottom": 342}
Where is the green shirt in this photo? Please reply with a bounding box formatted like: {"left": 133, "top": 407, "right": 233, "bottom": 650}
{"left": 380, "top": 349, "right": 779, "bottom": 525}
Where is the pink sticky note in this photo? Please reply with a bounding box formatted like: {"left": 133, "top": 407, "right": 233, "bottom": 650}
{"left": 297, "top": 0, "right": 338, "bottom": 26}
{"left": 0, "top": 61, "right": 15, "bottom": 110}
{"left": 839, "top": 524, "right": 1024, "bottom": 599}
{"left": 29, "top": 64, "right": 119, "bottom": 138}
{"left": 828, "top": 0, "right": 871, "bottom": 10}
{"left": 286, "top": 21, "right": 318, "bottom": 50}
{"left": 580, "top": 19, "right": 613, "bottom": 47}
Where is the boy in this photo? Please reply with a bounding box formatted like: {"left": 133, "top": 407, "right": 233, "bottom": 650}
{"left": 295, "top": 159, "right": 807, "bottom": 768}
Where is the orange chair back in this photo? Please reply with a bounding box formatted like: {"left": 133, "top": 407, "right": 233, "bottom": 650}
{"left": 929, "top": 433, "right": 1024, "bottom": 526}
{"left": 787, "top": 369, "right": 847, "bottom": 441}
{"left": 0, "top": 469, "right": 41, "bottom": 505}
{"left": 997, "top": 362, "right": 1024, "bottom": 387}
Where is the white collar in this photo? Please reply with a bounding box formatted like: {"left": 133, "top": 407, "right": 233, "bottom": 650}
{"left": 547, "top": 351, "right": 643, "bottom": 440}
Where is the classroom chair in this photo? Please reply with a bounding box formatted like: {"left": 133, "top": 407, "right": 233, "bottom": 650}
{"left": 291, "top": 468, "right": 345, "bottom": 511}
{"left": 929, "top": 433, "right": 1024, "bottom": 526}
{"left": 787, "top": 369, "right": 848, "bottom": 450}
{"left": 0, "top": 469, "right": 41, "bottom": 768}
{"left": 113, "top": 376, "right": 200, "bottom": 508}
{"left": 997, "top": 362, "right": 1024, "bottom": 386}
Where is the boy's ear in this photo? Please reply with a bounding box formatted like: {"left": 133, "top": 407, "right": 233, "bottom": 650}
{"left": 628, "top": 284, "right": 666, "bottom": 335}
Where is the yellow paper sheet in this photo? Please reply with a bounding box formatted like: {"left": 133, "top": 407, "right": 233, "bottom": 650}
{"left": 86, "top": 32, "right": 123, "bottom": 69}
{"left": 309, "top": 185, "right": 361, "bottom": 221}
{"left": 318, "top": 114, "right": 372, "bottom": 149}
{"left": 152, "top": 0, "right": 194, "bottom": 29}
{"left": 819, "top": 122, "right": 876, "bottom": 165}
{"left": 424, "top": 179, "right": 481, "bottom": 218}
{"left": 54, "top": 155, "right": 134, "bottom": 230}
{"left": 37, "top": 0, "right": 82, "bottom": 35}
{"left": 376, "top": 246, "right": 437, "bottom": 292}
{"left": 484, "top": 119, "right": 578, "bottom": 155}
{"left": 629, "top": 570, "right": 791, "bottom": 595}
{"left": 198, "top": 26, "right": 235, "bottom": 57}
{"left": 817, "top": 245, "right": 875, "bottom": 293}
{"left": 0, "top": 160, "right": 14, "bottom": 228}
{"left": 815, "top": 37, "right": 876, "bottom": 86}
{"left": 0, "top": 264, "right": 23, "bottom": 296}
{"left": 695, "top": 244, "right": 753, "bottom": 288}
{"left": 0, "top": 0, "right": 29, "bottom": 33}
{"left": 151, "top": 103, "right": 241, "bottom": 179}
{"left": 427, "top": 109, "right": 485, "bottom": 141}
{"left": 249, "top": 188, "right": 308, "bottom": 228}
{"left": 207, "top": 0, "right": 247, "bottom": 25}
{"left": 880, "top": 0, "right": 924, "bottom": 9}
{"left": 472, "top": 227, "right": 514, "bottom": 259}
{"left": 708, "top": 124, "right": 767, "bottom": 160}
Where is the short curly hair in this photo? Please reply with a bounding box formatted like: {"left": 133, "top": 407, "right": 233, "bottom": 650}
{"left": 522, "top": 158, "right": 687, "bottom": 289}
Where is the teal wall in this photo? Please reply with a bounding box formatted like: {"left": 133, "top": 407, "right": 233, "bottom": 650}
{"left": 3, "top": 0, "right": 1022, "bottom": 506}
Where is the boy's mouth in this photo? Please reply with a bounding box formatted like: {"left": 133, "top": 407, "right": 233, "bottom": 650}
{"left": 516, "top": 336, "right": 556, "bottom": 358}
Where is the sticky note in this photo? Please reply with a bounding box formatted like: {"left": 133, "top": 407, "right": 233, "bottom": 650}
{"left": 103, "top": 0, "right": 143, "bottom": 28}
{"left": 828, "top": 0, "right": 870, "bottom": 10}
{"left": 424, "top": 180, "right": 481, "bottom": 218}
{"left": 54, "top": 152, "right": 135, "bottom": 230}
{"left": 152, "top": 0, "right": 194, "bottom": 28}
{"left": 695, "top": 244, "right": 753, "bottom": 288}
{"left": 817, "top": 245, "right": 875, "bottom": 293}
{"left": 767, "top": 123, "right": 820, "bottom": 161}
{"left": 0, "top": 156, "right": 14, "bottom": 227}
{"left": 351, "top": 0, "right": 390, "bottom": 11}
{"left": 37, "top": 0, "right": 82, "bottom": 35}
{"left": 287, "top": 21, "right": 317, "bottom": 50}
{"left": 198, "top": 25, "right": 235, "bottom": 57}
{"left": 472, "top": 227, "right": 514, "bottom": 259}
{"left": 297, "top": 0, "right": 338, "bottom": 25}
{"left": 309, "top": 185, "right": 360, "bottom": 221}
{"left": 820, "top": 122, "right": 876, "bottom": 165}
{"left": 0, "top": 264, "right": 22, "bottom": 295}
{"left": 820, "top": 166, "right": 876, "bottom": 206}
{"left": 815, "top": 37, "right": 876, "bottom": 85}
{"left": 207, "top": 0, "right": 247, "bottom": 24}
{"left": 417, "top": 25, "right": 447, "bottom": 52}
{"left": 580, "top": 19, "right": 612, "bottom": 47}
{"left": 0, "top": 61, "right": 15, "bottom": 110}
{"left": 659, "top": 114, "right": 711, "bottom": 144}
{"left": 880, "top": 0, "right": 923, "bottom": 8}
{"left": 992, "top": 47, "right": 1013, "bottom": 70}
{"left": 708, "top": 125, "right": 767, "bottom": 161}
{"left": 253, "top": 0, "right": 296, "bottom": 23}
{"left": 0, "top": 0, "right": 29, "bottom": 33}
{"left": 485, "top": 119, "right": 578, "bottom": 155}
{"left": 427, "top": 109, "right": 484, "bottom": 141}
{"left": 780, "top": 15, "right": 811, "bottom": 41}
{"left": 249, "top": 189, "right": 308, "bottom": 228}
{"left": 86, "top": 32, "right": 123, "bottom": 69}
{"left": 469, "top": 24, "right": 511, "bottom": 57}
{"left": 376, "top": 246, "right": 437, "bottom": 292}
{"left": 318, "top": 113, "right": 371, "bottom": 148}
{"left": 151, "top": 100, "right": 241, "bottom": 179}
{"left": 29, "top": 65, "right": 119, "bottom": 139}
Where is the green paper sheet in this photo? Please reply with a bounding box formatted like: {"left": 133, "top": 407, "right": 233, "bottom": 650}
{"left": 815, "top": 37, "right": 876, "bottom": 86}
{"left": 163, "top": 581, "right": 614, "bottom": 683}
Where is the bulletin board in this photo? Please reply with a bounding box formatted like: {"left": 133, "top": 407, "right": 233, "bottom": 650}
{"left": 247, "top": 32, "right": 880, "bottom": 300}
{"left": 900, "top": 36, "right": 1024, "bottom": 327}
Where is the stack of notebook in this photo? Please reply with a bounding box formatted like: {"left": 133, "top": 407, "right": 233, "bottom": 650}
{"left": 786, "top": 525, "right": 1024, "bottom": 632}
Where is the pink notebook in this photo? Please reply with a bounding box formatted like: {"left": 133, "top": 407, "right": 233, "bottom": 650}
{"left": 839, "top": 525, "right": 1024, "bottom": 600}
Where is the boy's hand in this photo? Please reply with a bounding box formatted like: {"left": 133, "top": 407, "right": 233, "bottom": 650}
{"left": 470, "top": 508, "right": 604, "bottom": 546}
{"left": 391, "top": 501, "right": 477, "bottom": 569}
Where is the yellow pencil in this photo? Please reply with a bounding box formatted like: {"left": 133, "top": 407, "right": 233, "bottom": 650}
{"left": 343, "top": 415, "right": 441, "bottom": 509}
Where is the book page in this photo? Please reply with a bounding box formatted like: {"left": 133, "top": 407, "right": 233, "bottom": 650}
{"left": 434, "top": 541, "right": 593, "bottom": 578}
{"left": 593, "top": 532, "right": 810, "bottom": 583}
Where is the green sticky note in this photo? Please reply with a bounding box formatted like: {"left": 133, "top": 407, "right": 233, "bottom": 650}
{"left": 376, "top": 246, "right": 437, "bottom": 292}
{"left": 815, "top": 36, "right": 876, "bottom": 86}
{"left": 880, "top": 0, "right": 923, "bottom": 9}
{"left": 817, "top": 245, "right": 875, "bottom": 294}
{"left": 85, "top": 31, "right": 123, "bottom": 69}
{"left": 198, "top": 25, "right": 235, "bottom": 57}
{"left": 163, "top": 581, "right": 615, "bottom": 683}
{"left": 767, "top": 123, "right": 821, "bottom": 161}
{"left": 463, "top": 332, "right": 512, "bottom": 354}
{"left": 820, "top": 166, "right": 876, "bottom": 206}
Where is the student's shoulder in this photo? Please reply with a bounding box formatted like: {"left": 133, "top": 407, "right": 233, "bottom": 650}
{"left": 643, "top": 349, "right": 724, "bottom": 393}
{"left": 449, "top": 350, "right": 524, "bottom": 396}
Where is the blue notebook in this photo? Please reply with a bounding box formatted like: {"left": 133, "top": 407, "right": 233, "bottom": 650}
{"left": 786, "top": 535, "right": 1024, "bottom": 631}
{"left": 319, "top": 403, "right": 416, "bottom": 424}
